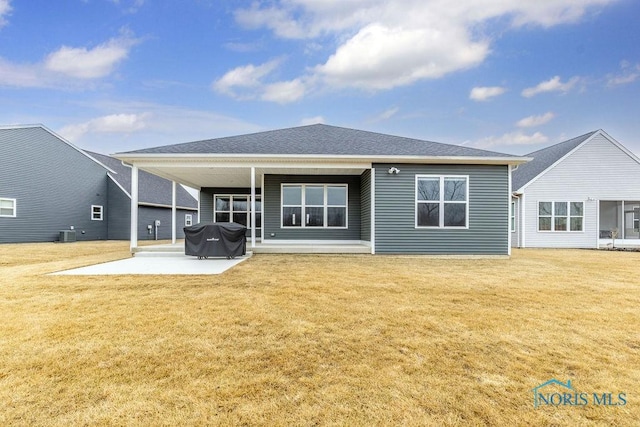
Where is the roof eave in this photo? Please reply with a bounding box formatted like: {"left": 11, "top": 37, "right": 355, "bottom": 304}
{"left": 113, "top": 152, "right": 531, "bottom": 166}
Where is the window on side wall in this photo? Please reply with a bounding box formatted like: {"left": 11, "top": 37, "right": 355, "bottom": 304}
{"left": 0, "top": 198, "right": 16, "bottom": 217}
{"left": 91, "top": 205, "right": 103, "bottom": 221}
{"left": 281, "top": 184, "right": 347, "bottom": 228}
{"left": 511, "top": 201, "right": 516, "bottom": 232}
{"left": 416, "top": 176, "right": 468, "bottom": 228}
{"left": 538, "top": 201, "right": 583, "bottom": 232}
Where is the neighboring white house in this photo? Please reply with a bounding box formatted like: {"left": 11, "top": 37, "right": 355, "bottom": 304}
{"left": 512, "top": 129, "right": 640, "bottom": 248}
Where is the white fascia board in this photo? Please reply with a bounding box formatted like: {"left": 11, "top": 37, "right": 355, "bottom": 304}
{"left": 107, "top": 173, "right": 131, "bottom": 198}
{"left": 113, "top": 153, "right": 531, "bottom": 167}
{"left": 138, "top": 202, "right": 198, "bottom": 210}
{"left": 109, "top": 175, "right": 196, "bottom": 210}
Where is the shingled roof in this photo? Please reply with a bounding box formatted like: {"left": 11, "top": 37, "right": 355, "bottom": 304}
{"left": 87, "top": 151, "right": 197, "bottom": 209}
{"left": 512, "top": 131, "right": 598, "bottom": 191}
{"left": 122, "top": 124, "right": 521, "bottom": 159}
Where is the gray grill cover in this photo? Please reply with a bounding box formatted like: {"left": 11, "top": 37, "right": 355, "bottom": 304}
{"left": 184, "top": 222, "right": 247, "bottom": 258}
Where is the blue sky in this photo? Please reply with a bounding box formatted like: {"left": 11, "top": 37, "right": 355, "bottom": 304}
{"left": 0, "top": 0, "right": 639, "bottom": 155}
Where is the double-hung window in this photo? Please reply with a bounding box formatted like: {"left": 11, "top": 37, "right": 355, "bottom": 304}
{"left": 511, "top": 201, "right": 516, "bottom": 232}
{"left": 281, "top": 184, "right": 347, "bottom": 228}
{"left": 0, "top": 198, "right": 16, "bottom": 217}
{"left": 91, "top": 205, "right": 103, "bottom": 221}
{"left": 416, "top": 176, "right": 468, "bottom": 228}
{"left": 538, "top": 201, "right": 583, "bottom": 231}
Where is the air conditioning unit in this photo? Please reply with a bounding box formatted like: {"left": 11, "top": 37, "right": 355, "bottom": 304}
{"left": 59, "top": 230, "right": 77, "bottom": 243}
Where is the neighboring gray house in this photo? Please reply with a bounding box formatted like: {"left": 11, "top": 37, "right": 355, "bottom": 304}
{"left": 512, "top": 129, "right": 640, "bottom": 248}
{"left": 115, "top": 124, "right": 529, "bottom": 255}
{"left": 0, "top": 124, "right": 198, "bottom": 243}
{"left": 0, "top": 125, "right": 111, "bottom": 243}
{"left": 87, "top": 151, "right": 198, "bottom": 241}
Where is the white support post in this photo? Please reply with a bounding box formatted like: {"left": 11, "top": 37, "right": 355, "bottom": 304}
{"left": 130, "top": 165, "right": 139, "bottom": 252}
{"left": 520, "top": 193, "right": 526, "bottom": 248}
{"left": 507, "top": 165, "right": 512, "bottom": 256}
{"left": 171, "top": 181, "right": 177, "bottom": 245}
{"left": 370, "top": 167, "right": 375, "bottom": 255}
{"left": 250, "top": 167, "right": 256, "bottom": 248}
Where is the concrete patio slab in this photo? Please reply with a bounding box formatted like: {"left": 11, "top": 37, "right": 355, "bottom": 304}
{"left": 50, "top": 252, "right": 251, "bottom": 275}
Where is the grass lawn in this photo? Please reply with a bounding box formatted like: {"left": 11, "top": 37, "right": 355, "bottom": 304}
{"left": 0, "top": 241, "right": 638, "bottom": 426}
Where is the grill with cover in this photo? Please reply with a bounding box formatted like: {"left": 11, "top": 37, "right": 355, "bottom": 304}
{"left": 184, "top": 222, "right": 247, "bottom": 259}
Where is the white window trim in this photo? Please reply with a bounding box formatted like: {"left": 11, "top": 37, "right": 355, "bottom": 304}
{"left": 185, "top": 214, "right": 193, "bottom": 226}
{"left": 415, "top": 175, "right": 469, "bottom": 229}
{"left": 537, "top": 201, "right": 584, "bottom": 232}
{"left": 511, "top": 201, "right": 516, "bottom": 232}
{"left": 280, "top": 184, "right": 349, "bottom": 229}
{"left": 214, "top": 194, "right": 261, "bottom": 228}
{"left": 91, "top": 204, "right": 103, "bottom": 221}
{"left": 0, "top": 198, "right": 16, "bottom": 218}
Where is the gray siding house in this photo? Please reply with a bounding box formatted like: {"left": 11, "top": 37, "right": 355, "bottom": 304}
{"left": 87, "top": 152, "right": 198, "bottom": 241}
{"left": 0, "top": 125, "right": 111, "bottom": 243}
{"left": 512, "top": 129, "right": 640, "bottom": 248}
{"left": 0, "top": 124, "right": 198, "bottom": 243}
{"left": 115, "top": 124, "right": 528, "bottom": 255}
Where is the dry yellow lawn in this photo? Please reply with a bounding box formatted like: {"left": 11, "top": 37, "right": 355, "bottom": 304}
{"left": 0, "top": 241, "right": 638, "bottom": 426}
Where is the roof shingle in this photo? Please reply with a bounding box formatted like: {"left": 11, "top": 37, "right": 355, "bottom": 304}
{"left": 121, "top": 124, "right": 520, "bottom": 159}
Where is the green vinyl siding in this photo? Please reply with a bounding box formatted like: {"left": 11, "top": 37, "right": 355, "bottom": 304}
{"left": 264, "top": 175, "right": 361, "bottom": 240}
{"left": 374, "top": 164, "right": 509, "bottom": 254}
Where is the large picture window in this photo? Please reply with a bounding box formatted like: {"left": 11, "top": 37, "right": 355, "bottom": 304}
{"left": 0, "top": 198, "right": 16, "bottom": 217}
{"left": 214, "top": 194, "right": 261, "bottom": 229}
{"left": 538, "top": 201, "right": 583, "bottom": 232}
{"left": 281, "top": 184, "right": 347, "bottom": 228}
{"left": 416, "top": 176, "right": 468, "bottom": 228}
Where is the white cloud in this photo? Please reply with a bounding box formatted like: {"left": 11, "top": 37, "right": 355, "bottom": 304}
{"left": 59, "top": 113, "right": 151, "bottom": 142}
{"left": 607, "top": 62, "right": 640, "bottom": 87}
{"left": 521, "top": 75, "right": 580, "bottom": 97}
{"left": 516, "top": 112, "right": 555, "bottom": 128}
{"left": 378, "top": 107, "right": 399, "bottom": 121}
{"left": 316, "top": 23, "right": 488, "bottom": 90}
{"left": 223, "top": 0, "right": 615, "bottom": 101}
{"left": 261, "top": 78, "right": 307, "bottom": 103}
{"left": 212, "top": 59, "right": 282, "bottom": 99}
{"left": 0, "top": 0, "right": 11, "bottom": 28}
{"left": 469, "top": 86, "right": 506, "bottom": 101}
{"left": 0, "top": 31, "right": 138, "bottom": 88}
{"left": 300, "top": 116, "right": 325, "bottom": 125}
{"left": 473, "top": 131, "right": 549, "bottom": 149}
{"left": 55, "top": 102, "right": 263, "bottom": 152}
{"left": 45, "top": 32, "right": 138, "bottom": 79}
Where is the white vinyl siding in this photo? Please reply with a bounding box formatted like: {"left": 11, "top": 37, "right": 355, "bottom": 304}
{"left": 0, "top": 198, "right": 16, "bottom": 217}
{"left": 521, "top": 133, "right": 640, "bottom": 248}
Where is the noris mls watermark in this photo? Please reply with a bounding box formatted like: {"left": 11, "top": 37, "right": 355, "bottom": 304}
{"left": 532, "top": 379, "right": 627, "bottom": 408}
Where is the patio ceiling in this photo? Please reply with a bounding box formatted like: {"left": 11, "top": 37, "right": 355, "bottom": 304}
{"left": 135, "top": 163, "right": 370, "bottom": 189}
